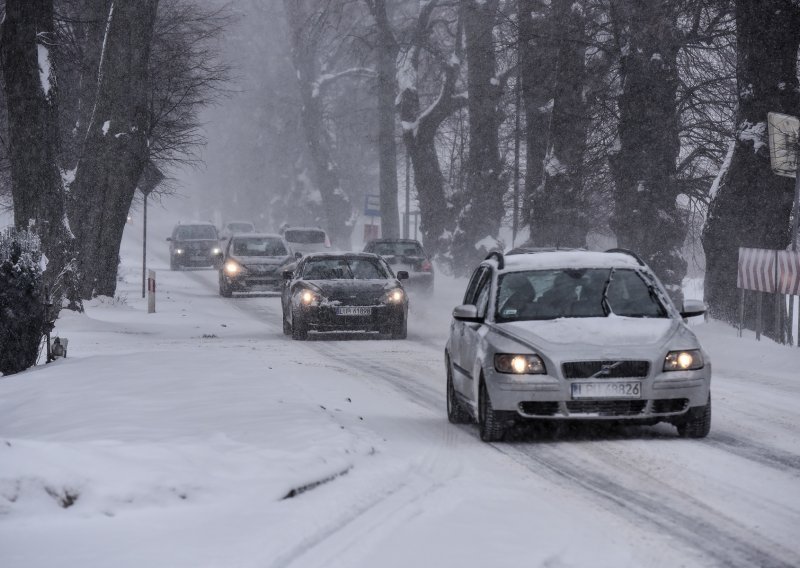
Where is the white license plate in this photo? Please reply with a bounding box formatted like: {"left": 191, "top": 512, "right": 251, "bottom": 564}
{"left": 571, "top": 381, "right": 641, "bottom": 399}
{"left": 336, "top": 307, "right": 372, "bottom": 316}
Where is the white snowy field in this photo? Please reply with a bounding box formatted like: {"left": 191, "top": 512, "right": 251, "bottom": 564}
{"left": 2, "top": 211, "right": 800, "bottom": 568}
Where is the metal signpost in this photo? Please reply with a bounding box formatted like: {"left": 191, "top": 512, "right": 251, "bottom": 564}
{"left": 767, "top": 112, "right": 800, "bottom": 346}
{"left": 137, "top": 161, "right": 165, "bottom": 299}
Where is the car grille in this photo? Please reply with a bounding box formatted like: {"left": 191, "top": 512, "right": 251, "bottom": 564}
{"left": 566, "top": 400, "right": 646, "bottom": 416}
{"left": 518, "top": 401, "right": 560, "bottom": 416}
{"left": 327, "top": 294, "right": 384, "bottom": 306}
{"left": 562, "top": 360, "right": 650, "bottom": 379}
{"left": 651, "top": 398, "right": 689, "bottom": 413}
{"left": 245, "top": 264, "right": 277, "bottom": 274}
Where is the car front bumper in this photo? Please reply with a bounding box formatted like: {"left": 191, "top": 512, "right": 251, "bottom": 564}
{"left": 296, "top": 304, "right": 406, "bottom": 332}
{"left": 223, "top": 273, "right": 282, "bottom": 292}
{"left": 486, "top": 367, "right": 710, "bottom": 421}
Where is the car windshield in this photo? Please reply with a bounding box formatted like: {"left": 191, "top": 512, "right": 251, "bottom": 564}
{"left": 175, "top": 225, "right": 217, "bottom": 240}
{"left": 231, "top": 237, "right": 287, "bottom": 257}
{"left": 368, "top": 241, "right": 425, "bottom": 257}
{"left": 227, "top": 223, "right": 254, "bottom": 233}
{"left": 302, "top": 258, "right": 388, "bottom": 280}
{"left": 285, "top": 229, "right": 326, "bottom": 244}
{"left": 496, "top": 268, "right": 667, "bottom": 321}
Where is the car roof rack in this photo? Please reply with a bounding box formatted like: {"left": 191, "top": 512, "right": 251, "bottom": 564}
{"left": 484, "top": 250, "right": 504, "bottom": 270}
{"left": 604, "top": 248, "right": 646, "bottom": 266}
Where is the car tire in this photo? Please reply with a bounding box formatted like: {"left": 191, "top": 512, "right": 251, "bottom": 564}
{"left": 677, "top": 394, "right": 711, "bottom": 438}
{"left": 478, "top": 379, "right": 506, "bottom": 442}
{"left": 391, "top": 317, "right": 407, "bottom": 340}
{"left": 446, "top": 356, "right": 471, "bottom": 424}
{"left": 291, "top": 309, "right": 308, "bottom": 340}
{"left": 219, "top": 274, "right": 233, "bottom": 298}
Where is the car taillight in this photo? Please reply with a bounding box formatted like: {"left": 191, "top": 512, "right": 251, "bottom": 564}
{"left": 421, "top": 260, "right": 432, "bottom": 272}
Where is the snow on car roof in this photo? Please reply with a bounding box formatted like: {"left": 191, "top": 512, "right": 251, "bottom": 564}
{"left": 302, "top": 251, "right": 379, "bottom": 259}
{"left": 497, "top": 250, "right": 644, "bottom": 272}
{"left": 230, "top": 232, "right": 282, "bottom": 239}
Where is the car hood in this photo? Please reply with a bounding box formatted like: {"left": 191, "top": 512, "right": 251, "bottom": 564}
{"left": 498, "top": 316, "right": 679, "bottom": 353}
{"left": 306, "top": 279, "right": 397, "bottom": 296}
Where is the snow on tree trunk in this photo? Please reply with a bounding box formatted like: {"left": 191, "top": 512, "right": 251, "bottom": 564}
{"left": 0, "top": 0, "right": 80, "bottom": 310}
{"left": 609, "top": 0, "right": 686, "bottom": 304}
{"left": 703, "top": 0, "right": 800, "bottom": 330}
{"left": 395, "top": 2, "right": 464, "bottom": 256}
{"left": 68, "top": 0, "right": 159, "bottom": 298}
{"left": 283, "top": 0, "right": 354, "bottom": 250}
{"left": 452, "top": 0, "right": 505, "bottom": 273}
{"left": 530, "top": 0, "right": 589, "bottom": 248}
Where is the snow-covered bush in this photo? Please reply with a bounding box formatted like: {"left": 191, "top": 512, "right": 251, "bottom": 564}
{"left": 0, "top": 229, "right": 46, "bottom": 376}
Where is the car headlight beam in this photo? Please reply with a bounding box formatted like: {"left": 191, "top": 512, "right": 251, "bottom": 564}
{"left": 494, "top": 353, "right": 546, "bottom": 375}
{"left": 663, "top": 349, "right": 704, "bottom": 371}
{"left": 224, "top": 261, "right": 242, "bottom": 275}
{"left": 384, "top": 288, "right": 404, "bottom": 304}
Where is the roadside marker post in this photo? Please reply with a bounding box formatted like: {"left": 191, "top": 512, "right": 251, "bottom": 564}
{"left": 147, "top": 270, "right": 156, "bottom": 314}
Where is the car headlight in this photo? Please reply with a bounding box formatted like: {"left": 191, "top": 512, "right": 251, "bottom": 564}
{"left": 224, "top": 260, "right": 244, "bottom": 275}
{"left": 295, "top": 288, "right": 322, "bottom": 307}
{"left": 383, "top": 288, "right": 404, "bottom": 304}
{"left": 175, "top": 248, "right": 184, "bottom": 255}
{"left": 494, "top": 354, "right": 546, "bottom": 375}
{"left": 211, "top": 247, "right": 222, "bottom": 255}
{"left": 663, "top": 350, "right": 704, "bottom": 371}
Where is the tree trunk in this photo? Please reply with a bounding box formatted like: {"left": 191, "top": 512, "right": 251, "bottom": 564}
{"left": 530, "top": 0, "right": 588, "bottom": 248}
{"left": 518, "top": 0, "right": 555, "bottom": 229}
{"left": 396, "top": 2, "right": 464, "bottom": 255}
{"left": 703, "top": 0, "right": 800, "bottom": 328}
{"left": 68, "top": 0, "right": 159, "bottom": 298}
{"left": 372, "top": 0, "right": 400, "bottom": 239}
{"left": 0, "top": 0, "right": 79, "bottom": 308}
{"left": 609, "top": 0, "right": 686, "bottom": 304}
{"left": 283, "top": 0, "right": 354, "bottom": 249}
{"left": 453, "top": 0, "right": 505, "bottom": 272}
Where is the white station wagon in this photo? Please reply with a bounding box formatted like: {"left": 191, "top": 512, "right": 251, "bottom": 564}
{"left": 445, "top": 249, "right": 711, "bottom": 442}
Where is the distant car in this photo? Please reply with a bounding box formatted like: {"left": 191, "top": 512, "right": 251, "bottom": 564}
{"left": 363, "top": 238, "right": 434, "bottom": 293}
{"left": 281, "top": 252, "right": 409, "bottom": 340}
{"left": 219, "top": 233, "right": 293, "bottom": 297}
{"left": 219, "top": 221, "right": 256, "bottom": 240}
{"left": 445, "top": 249, "right": 711, "bottom": 442}
{"left": 167, "top": 223, "right": 221, "bottom": 270}
{"left": 282, "top": 227, "right": 331, "bottom": 256}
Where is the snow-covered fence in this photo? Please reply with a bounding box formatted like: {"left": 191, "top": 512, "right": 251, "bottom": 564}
{"left": 737, "top": 248, "right": 800, "bottom": 344}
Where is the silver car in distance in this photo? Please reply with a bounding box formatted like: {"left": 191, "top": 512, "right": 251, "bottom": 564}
{"left": 445, "top": 249, "right": 711, "bottom": 442}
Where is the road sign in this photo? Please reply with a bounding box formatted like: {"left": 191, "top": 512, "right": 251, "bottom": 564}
{"left": 364, "top": 194, "right": 381, "bottom": 217}
{"left": 767, "top": 112, "right": 799, "bottom": 178}
{"left": 737, "top": 248, "right": 776, "bottom": 293}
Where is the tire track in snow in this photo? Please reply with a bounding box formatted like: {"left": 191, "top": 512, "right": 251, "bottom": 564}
{"left": 496, "top": 442, "right": 800, "bottom": 568}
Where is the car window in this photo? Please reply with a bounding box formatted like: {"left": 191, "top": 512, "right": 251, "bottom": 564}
{"left": 370, "top": 241, "right": 425, "bottom": 257}
{"left": 495, "top": 268, "right": 667, "bottom": 321}
{"left": 231, "top": 237, "right": 287, "bottom": 257}
{"left": 285, "top": 229, "right": 326, "bottom": 244}
{"left": 175, "top": 225, "right": 217, "bottom": 240}
{"left": 463, "top": 267, "right": 488, "bottom": 305}
{"left": 474, "top": 270, "right": 493, "bottom": 318}
{"left": 302, "top": 258, "right": 387, "bottom": 280}
{"left": 228, "top": 223, "right": 254, "bottom": 233}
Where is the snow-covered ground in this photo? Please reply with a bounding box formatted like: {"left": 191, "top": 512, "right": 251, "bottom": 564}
{"left": 2, "top": 207, "right": 800, "bottom": 568}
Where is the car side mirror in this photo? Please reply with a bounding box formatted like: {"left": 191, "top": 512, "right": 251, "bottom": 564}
{"left": 397, "top": 270, "right": 409, "bottom": 281}
{"left": 282, "top": 270, "right": 294, "bottom": 280}
{"left": 452, "top": 304, "right": 482, "bottom": 322}
{"left": 680, "top": 299, "right": 706, "bottom": 319}
{"left": 294, "top": 252, "right": 303, "bottom": 260}
{"left": 166, "top": 237, "right": 172, "bottom": 242}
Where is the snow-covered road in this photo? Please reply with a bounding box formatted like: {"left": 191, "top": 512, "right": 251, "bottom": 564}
{"left": 2, "top": 221, "right": 800, "bottom": 568}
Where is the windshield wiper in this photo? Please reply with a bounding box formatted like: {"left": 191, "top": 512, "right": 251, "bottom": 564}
{"left": 601, "top": 268, "right": 615, "bottom": 316}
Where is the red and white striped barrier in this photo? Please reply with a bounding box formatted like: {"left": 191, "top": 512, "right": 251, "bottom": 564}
{"left": 777, "top": 251, "right": 800, "bottom": 296}
{"left": 737, "top": 248, "right": 776, "bottom": 293}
